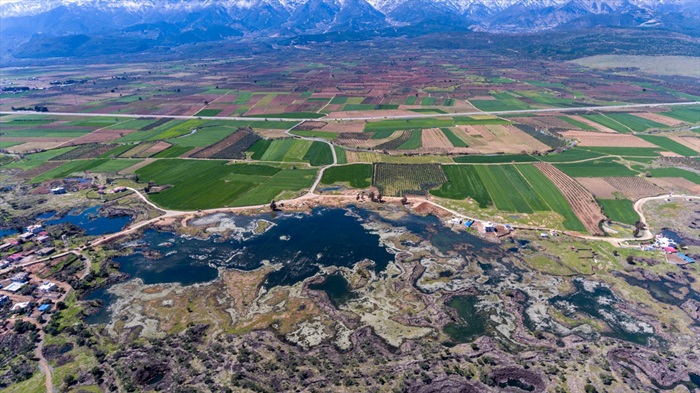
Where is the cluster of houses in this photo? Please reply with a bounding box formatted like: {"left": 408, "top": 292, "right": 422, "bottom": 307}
{"left": 1, "top": 223, "right": 55, "bottom": 270}
{"left": 97, "top": 185, "right": 127, "bottom": 195}
{"left": 0, "top": 268, "right": 60, "bottom": 317}
{"left": 653, "top": 235, "right": 695, "bottom": 264}
{"left": 446, "top": 217, "right": 514, "bottom": 238}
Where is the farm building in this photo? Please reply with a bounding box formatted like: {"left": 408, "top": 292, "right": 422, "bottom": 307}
{"left": 38, "top": 282, "right": 56, "bottom": 292}
{"left": 38, "top": 304, "right": 50, "bottom": 313}
{"left": 0, "top": 243, "right": 13, "bottom": 252}
{"left": 7, "top": 253, "right": 23, "bottom": 263}
{"left": 0, "top": 260, "right": 10, "bottom": 269}
{"left": 11, "top": 272, "right": 29, "bottom": 283}
{"left": 4, "top": 282, "right": 26, "bottom": 293}
{"left": 0, "top": 295, "right": 8, "bottom": 305}
{"left": 26, "top": 224, "right": 43, "bottom": 234}
{"left": 678, "top": 253, "right": 695, "bottom": 263}
{"left": 50, "top": 187, "right": 66, "bottom": 194}
{"left": 113, "top": 186, "right": 127, "bottom": 193}
{"left": 11, "top": 302, "right": 29, "bottom": 313}
{"left": 37, "top": 247, "right": 55, "bottom": 256}
{"left": 36, "top": 235, "right": 51, "bottom": 244}
{"left": 18, "top": 232, "right": 34, "bottom": 241}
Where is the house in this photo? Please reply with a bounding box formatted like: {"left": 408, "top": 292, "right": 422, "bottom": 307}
{"left": 113, "top": 186, "right": 127, "bottom": 193}
{"left": 484, "top": 222, "right": 497, "bottom": 233}
{"left": 37, "top": 247, "right": 55, "bottom": 256}
{"left": 8, "top": 253, "right": 23, "bottom": 263}
{"left": 26, "top": 224, "right": 43, "bottom": 234}
{"left": 11, "top": 302, "right": 29, "bottom": 312}
{"left": 0, "top": 260, "right": 10, "bottom": 269}
{"left": 36, "top": 235, "right": 51, "bottom": 244}
{"left": 678, "top": 253, "right": 695, "bottom": 263}
{"left": 0, "top": 243, "right": 13, "bottom": 252}
{"left": 4, "top": 282, "right": 26, "bottom": 292}
{"left": 0, "top": 295, "right": 8, "bottom": 305}
{"left": 10, "top": 272, "right": 29, "bottom": 283}
{"left": 50, "top": 187, "right": 66, "bottom": 195}
{"left": 38, "top": 304, "right": 50, "bottom": 313}
{"left": 18, "top": 232, "right": 34, "bottom": 242}
{"left": 540, "top": 232, "right": 549, "bottom": 239}
{"left": 38, "top": 282, "right": 56, "bottom": 292}
{"left": 664, "top": 246, "right": 678, "bottom": 254}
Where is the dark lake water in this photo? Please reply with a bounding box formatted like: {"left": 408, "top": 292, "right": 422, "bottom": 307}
{"left": 46, "top": 206, "right": 131, "bottom": 236}
{"left": 443, "top": 295, "right": 489, "bottom": 343}
{"left": 308, "top": 273, "right": 357, "bottom": 308}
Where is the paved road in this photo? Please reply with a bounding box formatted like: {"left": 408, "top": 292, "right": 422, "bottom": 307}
{"left": 2, "top": 101, "right": 698, "bottom": 122}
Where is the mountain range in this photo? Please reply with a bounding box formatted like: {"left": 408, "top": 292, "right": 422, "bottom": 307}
{"left": 1, "top": 0, "right": 699, "bottom": 58}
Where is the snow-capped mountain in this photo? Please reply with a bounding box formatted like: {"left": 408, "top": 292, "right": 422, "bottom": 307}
{"left": 1, "top": 0, "right": 698, "bottom": 57}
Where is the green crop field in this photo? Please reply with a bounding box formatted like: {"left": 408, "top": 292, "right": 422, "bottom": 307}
{"left": 637, "top": 135, "right": 698, "bottom": 157}
{"left": 167, "top": 126, "right": 237, "bottom": 147}
{"left": 453, "top": 155, "right": 538, "bottom": 164}
{"left": 334, "top": 146, "right": 347, "bottom": 164}
{"left": 475, "top": 165, "right": 532, "bottom": 213}
{"left": 364, "top": 117, "right": 508, "bottom": 133}
{"left": 421, "top": 97, "right": 436, "bottom": 106}
{"left": 554, "top": 158, "right": 638, "bottom": 177}
{"left": 441, "top": 128, "right": 468, "bottom": 147}
{"left": 104, "top": 119, "right": 161, "bottom": 130}
{"left": 598, "top": 198, "right": 639, "bottom": 225}
{"left": 405, "top": 96, "right": 417, "bottom": 105}
{"left": 65, "top": 118, "right": 120, "bottom": 127}
{"left": 397, "top": 130, "right": 422, "bottom": 150}
{"left": 371, "top": 130, "right": 397, "bottom": 139}
{"left": 247, "top": 139, "right": 272, "bottom": 160}
{"left": 1, "top": 128, "right": 92, "bottom": 138}
{"left": 604, "top": 113, "right": 667, "bottom": 132}
{"left": 431, "top": 165, "right": 492, "bottom": 208}
{"left": 321, "top": 164, "right": 372, "bottom": 188}
{"left": 557, "top": 116, "right": 596, "bottom": 130}
{"left": 303, "top": 142, "right": 334, "bottom": 166}
{"left": 0, "top": 141, "right": 22, "bottom": 149}
{"left": 539, "top": 148, "right": 605, "bottom": 162}
{"left": 378, "top": 104, "right": 399, "bottom": 110}
{"left": 502, "top": 165, "right": 549, "bottom": 211}
{"left": 517, "top": 165, "right": 586, "bottom": 231}
{"left": 246, "top": 112, "right": 324, "bottom": 119}
{"left": 90, "top": 159, "right": 143, "bottom": 173}
{"left": 152, "top": 146, "right": 193, "bottom": 158}
{"left": 663, "top": 107, "right": 700, "bottom": 123}
{"left": 580, "top": 147, "right": 662, "bottom": 157}
{"left": 4, "top": 147, "right": 77, "bottom": 170}
{"left": 470, "top": 92, "right": 530, "bottom": 111}
{"left": 96, "top": 145, "right": 134, "bottom": 158}
{"left": 330, "top": 96, "right": 349, "bottom": 104}
{"left": 649, "top": 168, "right": 700, "bottom": 185}
{"left": 32, "top": 159, "right": 108, "bottom": 182}
{"left": 411, "top": 109, "right": 447, "bottom": 114}
{"left": 136, "top": 160, "right": 316, "bottom": 210}
{"left": 581, "top": 114, "right": 631, "bottom": 133}
{"left": 194, "top": 109, "right": 222, "bottom": 117}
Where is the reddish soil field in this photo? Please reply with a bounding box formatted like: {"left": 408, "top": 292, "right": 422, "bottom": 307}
{"left": 576, "top": 178, "right": 617, "bottom": 199}
{"left": 634, "top": 112, "right": 684, "bottom": 126}
{"left": 18, "top": 161, "right": 64, "bottom": 179}
{"left": 670, "top": 136, "right": 700, "bottom": 153}
{"left": 566, "top": 115, "right": 619, "bottom": 133}
{"left": 561, "top": 131, "right": 656, "bottom": 147}
{"left": 535, "top": 163, "right": 606, "bottom": 235}
{"left": 603, "top": 177, "right": 666, "bottom": 200}
{"left": 8, "top": 142, "right": 66, "bottom": 153}
{"left": 421, "top": 128, "right": 453, "bottom": 150}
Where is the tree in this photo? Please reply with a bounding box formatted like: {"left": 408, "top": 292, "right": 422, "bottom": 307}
{"left": 368, "top": 191, "right": 376, "bottom": 202}
{"left": 401, "top": 195, "right": 408, "bottom": 205}
{"left": 269, "top": 200, "right": 278, "bottom": 211}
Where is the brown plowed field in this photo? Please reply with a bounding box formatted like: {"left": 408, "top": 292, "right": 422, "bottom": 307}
{"left": 561, "top": 131, "right": 656, "bottom": 147}
{"left": 634, "top": 112, "right": 684, "bottom": 126}
{"left": 576, "top": 178, "right": 617, "bottom": 199}
{"left": 567, "top": 115, "right": 618, "bottom": 133}
{"left": 534, "top": 163, "right": 606, "bottom": 235}
{"left": 9, "top": 142, "right": 65, "bottom": 153}
{"left": 647, "top": 177, "right": 700, "bottom": 195}
{"left": 192, "top": 130, "right": 250, "bottom": 158}
{"left": 421, "top": 128, "right": 453, "bottom": 150}
{"left": 603, "top": 177, "right": 665, "bottom": 200}
{"left": 19, "top": 161, "right": 64, "bottom": 179}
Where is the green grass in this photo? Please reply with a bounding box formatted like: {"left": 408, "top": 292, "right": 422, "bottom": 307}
{"left": 636, "top": 135, "right": 698, "bottom": 157}
{"left": 31, "top": 159, "right": 108, "bottom": 182}
{"left": 470, "top": 92, "right": 530, "bottom": 111}
{"left": 557, "top": 116, "right": 596, "bottom": 130}
{"left": 245, "top": 112, "right": 325, "bottom": 119}
{"left": 4, "top": 147, "right": 77, "bottom": 170}
{"left": 364, "top": 117, "right": 508, "bottom": 133}
{"left": 554, "top": 158, "right": 638, "bottom": 177}
{"left": 194, "top": 109, "right": 222, "bottom": 117}
{"left": 167, "top": 126, "right": 237, "bottom": 147}
{"left": 104, "top": 119, "right": 161, "bottom": 130}
{"left": 342, "top": 104, "right": 376, "bottom": 111}
{"left": 330, "top": 96, "right": 348, "bottom": 104}
{"left": 663, "top": 107, "right": 700, "bottom": 123}
{"left": 441, "top": 128, "right": 468, "bottom": 147}
{"left": 303, "top": 142, "right": 334, "bottom": 166}
{"left": 377, "top": 104, "right": 399, "bottom": 110}
{"left": 247, "top": 139, "right": 272, "bottom": 160}
{"left": 371, "top": 130, "right": 397, "bottom": 139}
{"left": 475, "top": 165, "right": 532, "bottom": 213}
{"left": 580, "top": 147, "right": 662, "bottom": 157}
{"left": 334, "top": 146, "right": 347, "bottom": 164}
{"left": 649, "top": 168, "right": 700, "bottom": 185}
{"left": 136, "top": 160, "right": 316, "bottom": 210}
{"left": 604, "top": 113, "right": 667, "bottom": 132}
{"left": 0, "top": 128, "right": 91, "bottom": 138}
{"left": 291, "top": 130, "right": 338, "bottom": 139}
{"left": 233, "top": 92, "right": 252, "bottom": 105}
{"left": 444, "top": 98, "right": 455, "bottom": 106}
{"left": 431, "top": 165, "right": 492, "bottom": 208}
{"left": 0, "top": 141, "right": 22, "bottom": 149}
{"left": 421, "top": 97, "right": 436, "bottom": 106}
{"left": 90, "top": 159, "right": 142, "bottom": 173}
{"left": 397, "top": 130, "right": 422, "bottom": 150}
{"left": 517, "top": 165, "right": 586, "bottom": 232}
{"left": 405, "top": 96, "right": 417, "bottom": 105}
{"left": 410, "top": 109, "right": 447, "bottom": 114}
{"left": 152, "top": 145, "right": 193, "bottom": 158}
{"left": 581, "top": 114, "right": 632, "bottom": 133}
{"left": 598, "top": 198, "right": 639, "bottom": 225}
{"left": 539, "top": 148, "right": 605, "bottom": 162}
{"left": 321, "top": 164, "right": 372, "bottom": 188}
{"left": 65, "top": 118, "right": 120, "bottom": 127}
{"left": 453, "top": 155, "right": 538, "bottom": 163}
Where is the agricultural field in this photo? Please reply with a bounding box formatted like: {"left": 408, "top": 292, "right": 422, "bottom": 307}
{"left": 597, "top": 198, "right": 639, "bottom": 225}
{"left": 191, "top": 128, "right": 260, "bottom": 159}
{"left": 372, "top": 163, "right": 446, "bottom": 196}
{"left": 554, "top": 158, "right": 639, "bottom": 177}
{"left": 31, "top": 159, "right": 108, "bottom": 182}
{"left": 247, "top": 139, "right": 332, "bottom": 166}
{"left": 431, "top": 165, "right": 493, "bottom": 208}
{"left": 320, "top": 164, "right": 372, "bottom": 188}
{"left": 135, "top": 160, "right": 317, "bottom": 210}
{"left": 636, "top": 135, "right": 699, "bottom": 157}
